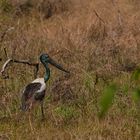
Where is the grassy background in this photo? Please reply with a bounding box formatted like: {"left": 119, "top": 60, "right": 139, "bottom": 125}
{"left": 0, "top": 0, "right": 140, "bottom": 139}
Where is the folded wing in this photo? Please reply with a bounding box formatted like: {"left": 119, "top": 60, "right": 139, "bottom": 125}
{"left": 21, "top": 82, "right": 43, "bottom": 111}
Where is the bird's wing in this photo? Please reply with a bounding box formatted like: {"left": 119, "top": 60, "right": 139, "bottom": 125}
{"left": 21, "top": 82, "right": 42, "bottom": 110}
{"left": 22, "top": 82, "right": 42, "bottom": 100}
{"left": 34, "top": 90, "right": 46, "bottom": 101}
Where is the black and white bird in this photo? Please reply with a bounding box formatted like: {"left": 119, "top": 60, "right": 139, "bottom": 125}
{"left": 20, "top": 53, "right": 69, "bottom": 119}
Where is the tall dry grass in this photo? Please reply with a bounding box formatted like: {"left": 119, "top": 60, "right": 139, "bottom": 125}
{"left": 0, "top": 0, "right": 140, "bottom": 139}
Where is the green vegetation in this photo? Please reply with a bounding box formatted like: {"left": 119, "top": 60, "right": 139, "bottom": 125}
{"left": 99, "top": 84, "right": 117, "bottom": 118}
{"left": 0, "top": 0, "right": 13, "bottom": 13}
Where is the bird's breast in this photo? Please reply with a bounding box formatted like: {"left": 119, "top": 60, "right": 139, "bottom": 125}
{"left": 32, "top": 78, "right": 46, "bottom": 93}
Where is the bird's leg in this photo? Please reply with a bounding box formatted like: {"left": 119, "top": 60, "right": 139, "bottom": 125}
{"left": 40, "top": 101, "right": 45, "bottom": 120}
{"left": 28, "top": 104, "right": 34, "bottom": 134}
{"left": 28, "top": 110, "right": 35, "bottom": 134}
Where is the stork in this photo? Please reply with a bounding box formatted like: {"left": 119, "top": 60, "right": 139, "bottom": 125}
{"left": 20, "top": 53, "right": 69, "bottom": 119}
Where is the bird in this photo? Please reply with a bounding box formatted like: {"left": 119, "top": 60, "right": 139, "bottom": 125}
{"left": 20, "top": 53, "right": 69, "bottom": 119}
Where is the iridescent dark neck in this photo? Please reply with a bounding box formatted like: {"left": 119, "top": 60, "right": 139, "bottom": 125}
{"left": 44, "top": 65, "right": 50, "bottom": 83}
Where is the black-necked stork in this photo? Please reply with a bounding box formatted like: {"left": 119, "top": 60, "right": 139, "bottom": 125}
{"left": 20, "top": 53, "right": 69, "bottom": 119}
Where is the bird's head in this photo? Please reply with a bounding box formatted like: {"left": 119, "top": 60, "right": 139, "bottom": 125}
{"left": 40, "top": 53, "right": 70, "bottom": 73}
{"left": 40, "top": 53, "right": 50, "bottom": 64}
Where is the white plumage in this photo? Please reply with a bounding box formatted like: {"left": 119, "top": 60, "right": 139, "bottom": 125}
{"left": 32, "top": 78, "right": 46, "bottom": 93}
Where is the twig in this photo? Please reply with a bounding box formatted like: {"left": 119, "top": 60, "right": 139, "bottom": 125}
{"left": 34, "top": 64, "right": 39, "bottom": 79}
{"left": 93, "top": 10, "right": 105, "bottom": 24}
{"left": 0, "top": 27, "right": 14, "bottom": 43}
{"left": 0, "top": 58, "right": 12, "bottom": 74}
{"left": 0, "top": 58, "right": 39, "bottom": 79}
{"left": 4, "top": 47, "right": 8, "bottom": 59}
{"left": 12, "top": 59, "right": 39, "bottom": 66}
{"left": 93, "top": 9, "right": 107, "bottom": 45}
{"left": 111, "top": 0, "right": 123, "bottom": 29}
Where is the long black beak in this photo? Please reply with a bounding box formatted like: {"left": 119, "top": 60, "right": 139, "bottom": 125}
{"left": 48, "top": 58, "right": 70, "bottom": 73}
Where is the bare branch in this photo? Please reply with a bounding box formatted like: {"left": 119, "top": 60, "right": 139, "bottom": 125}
{"left": 0, "top": 58, "right": 39, "bottom": 79}
{"left": 12, "top": 59, "right": 39, "bottom": 66}
{"left": 0, "top": 58, "right": 12, "bottom": 74}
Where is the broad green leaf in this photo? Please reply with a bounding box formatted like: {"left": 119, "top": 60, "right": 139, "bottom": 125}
{"left": 99, "top": 84, "right": 117, "bottom": 118}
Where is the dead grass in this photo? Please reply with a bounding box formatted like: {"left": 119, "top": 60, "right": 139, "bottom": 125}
{"left": 0, "top": 0, "right": 140, "bottom": 139}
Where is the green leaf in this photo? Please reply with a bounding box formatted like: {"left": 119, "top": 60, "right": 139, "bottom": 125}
{"left": 132, "top": 88, "right": 140, "bottom": 103}
{"left": 99, "top": 84, "right": 117, "bottom": 118}
{"left": 132, "top": 68, "right": 140, "bottom": 81}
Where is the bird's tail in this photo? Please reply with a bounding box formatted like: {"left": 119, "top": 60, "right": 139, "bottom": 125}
{"left": 20, "top": 96, "right": 29, "bottom": 111}
{"left": 20, "top": 93, "right": 29, "bottom": 111}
